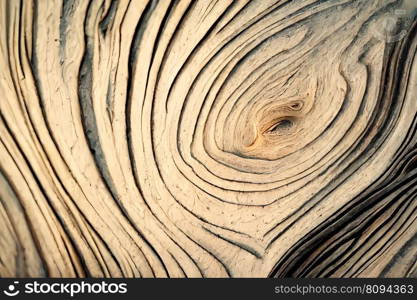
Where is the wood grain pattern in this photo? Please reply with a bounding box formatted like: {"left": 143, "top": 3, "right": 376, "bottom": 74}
{"left": 0, "top": 0, "right": 417, "bottom": 278}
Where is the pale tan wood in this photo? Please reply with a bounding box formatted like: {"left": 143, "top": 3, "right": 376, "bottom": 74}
{"left": 0, "top": 0, "right": 416, "bottom": 278}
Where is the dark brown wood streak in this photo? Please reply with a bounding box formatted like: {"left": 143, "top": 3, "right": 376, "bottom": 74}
{"left": 0, "top": 0, "right": 416, "bottom": 278}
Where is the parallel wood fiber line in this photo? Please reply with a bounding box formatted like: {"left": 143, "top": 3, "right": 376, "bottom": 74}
{"left": 0, "top": 0, "right": 416, "bottom": 278}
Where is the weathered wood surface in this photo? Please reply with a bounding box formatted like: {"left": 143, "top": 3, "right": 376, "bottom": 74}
{"left": 0, "top": 0, "right": 417, "bottom": 278}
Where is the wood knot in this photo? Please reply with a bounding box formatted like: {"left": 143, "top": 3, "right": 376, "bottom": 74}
{"left": 262, "top": 117, "right": 295, "bottom": 136}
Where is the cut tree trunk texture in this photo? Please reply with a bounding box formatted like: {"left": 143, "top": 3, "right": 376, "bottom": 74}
{"left": 0, "top": 0, "right": 417, "bottom": 278}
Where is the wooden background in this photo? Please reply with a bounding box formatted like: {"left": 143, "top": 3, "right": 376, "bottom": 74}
{"left": 0, "top": 0, "right": 417, "bottom": 277}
